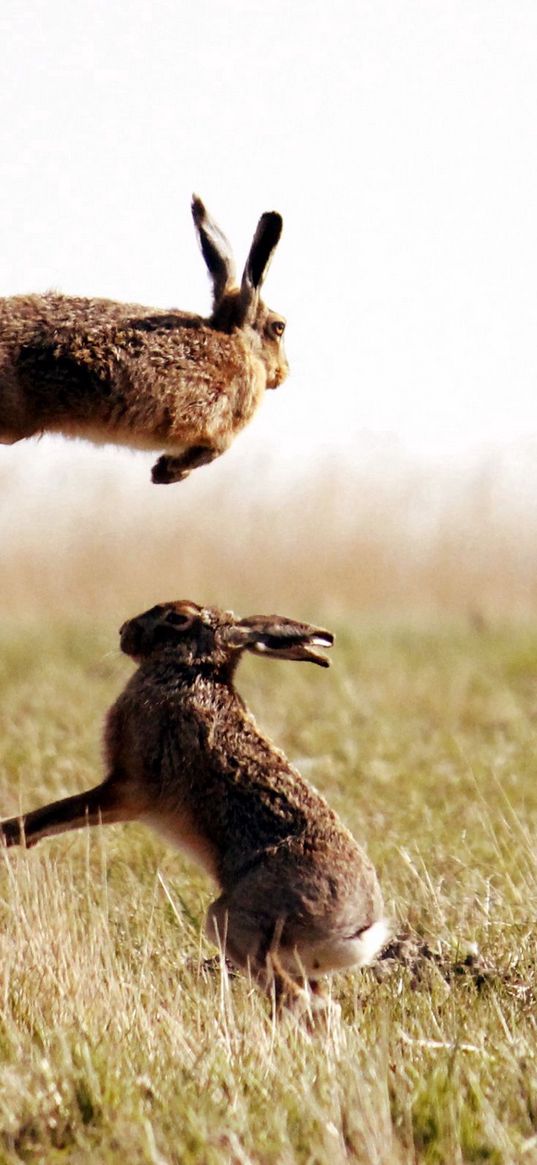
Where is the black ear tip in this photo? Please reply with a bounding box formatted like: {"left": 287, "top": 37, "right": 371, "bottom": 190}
{"left": 261, "top": 211, "right": 283, "bottom": 239}
{"left": 191, "top": 195, "right": 205, "bottom": 223}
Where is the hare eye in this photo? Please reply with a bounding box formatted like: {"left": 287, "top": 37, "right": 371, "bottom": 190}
{"left": 270, "top": 320, "right": 285, "bottom": 339}
{"left": 166, "top": 612, "right": 193, "bottom": 628}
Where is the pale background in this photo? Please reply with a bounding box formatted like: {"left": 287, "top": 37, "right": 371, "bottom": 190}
{"left": 1, "top": 1, "right": 536, "bottom": 616}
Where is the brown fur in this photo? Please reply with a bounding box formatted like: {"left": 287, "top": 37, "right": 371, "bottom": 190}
{"left": 0, "top": 601, "right": 388, "bottom": 1010}
{"left": 0, "top": 198, "right": 288, "bottom": 483}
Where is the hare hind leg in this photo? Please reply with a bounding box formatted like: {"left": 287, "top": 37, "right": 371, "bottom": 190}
{"left": 205, "top": 896, "right": 314, "bottom": 1012}
{"left": 0, "top": 776, "right": 136, "bottom": 848}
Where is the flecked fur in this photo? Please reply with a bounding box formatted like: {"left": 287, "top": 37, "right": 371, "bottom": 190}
{"left": 0, "top": 601, "right": 387, "bottom": 1010}
{"left": 0, "top": 198, "right": 288, "bottom": 483}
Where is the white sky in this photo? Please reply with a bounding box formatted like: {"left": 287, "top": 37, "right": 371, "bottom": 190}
{"left": 1, "top": 0, "right": 537, "bottom": 472}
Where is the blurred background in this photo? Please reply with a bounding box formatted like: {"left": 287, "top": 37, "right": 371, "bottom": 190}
{"left": 1, "top": 0, "right": 536, "bottom": 621}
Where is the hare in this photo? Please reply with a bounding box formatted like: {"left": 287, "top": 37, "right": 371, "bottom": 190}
{"left": 0, "top": 601, "right": 388, "bottom": 1011}
{"left": 0, "top": 197, "right": 288, "bottom": 484}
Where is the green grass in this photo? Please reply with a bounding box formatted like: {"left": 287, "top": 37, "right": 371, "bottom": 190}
{"left": 1, "top": 619, "right": 537, "bottom": 1163}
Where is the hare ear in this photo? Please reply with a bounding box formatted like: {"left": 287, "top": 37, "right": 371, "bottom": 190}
{"left": 192, "top": 195, "right": 236, "bottom": 310}
{"left": 224, "top": 616, "right": 333, "bottom": 667}
{"left": 238, "top": 212, "right": 283, "bottom": 324}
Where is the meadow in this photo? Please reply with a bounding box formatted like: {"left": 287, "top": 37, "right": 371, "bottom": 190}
{"left": 1, "top": 613, "right": 537, "bottom": 1164}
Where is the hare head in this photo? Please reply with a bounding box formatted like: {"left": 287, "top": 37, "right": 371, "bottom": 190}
{"left": 192, "top": 196, "right": 288, "bottom": 389}
{"left": 119, "top": 601, "right": 334, "bottom": 670}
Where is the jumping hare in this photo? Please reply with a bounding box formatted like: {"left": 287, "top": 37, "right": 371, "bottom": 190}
{"left": 0, "top": 601, "right": 388, "bottom": 1011}
{"left": 0, "top": 198, "right": 287, "bottom": 483}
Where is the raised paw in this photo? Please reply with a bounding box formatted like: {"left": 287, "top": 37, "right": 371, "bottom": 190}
{"left": 151, "top": 456, "right": 189, "bottom": 485}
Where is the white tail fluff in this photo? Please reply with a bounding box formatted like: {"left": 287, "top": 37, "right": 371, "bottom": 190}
{"left": 355, "top": 918, "right": 392, "bottom": 966}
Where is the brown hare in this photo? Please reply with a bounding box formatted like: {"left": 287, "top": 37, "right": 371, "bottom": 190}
{"left": 0, "top": 198, "right": 287, "bottom": 484}
{"left": 0, "top": 601, "right": 388, "bottom": 1011}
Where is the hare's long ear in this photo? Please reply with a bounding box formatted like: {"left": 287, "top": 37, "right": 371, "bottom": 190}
{"left": 224, "top": 616, "right": 333, "bottom": 667}
{"left": 192, "top": 195, "right": 236, "bottom": 310}
{"left": 238, "top": 212, "right": 283, "bottom": 325}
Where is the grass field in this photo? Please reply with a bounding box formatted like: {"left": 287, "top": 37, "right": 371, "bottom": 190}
{"left": 1, "top": 617, "right": 537, "bottom": 1163}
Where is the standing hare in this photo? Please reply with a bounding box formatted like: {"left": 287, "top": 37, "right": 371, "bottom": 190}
{"left": 0, "top": 198, "right": 288, "bottom": 483}
{"left": 0, "top": 601, "right": 388, "bottom": 1011}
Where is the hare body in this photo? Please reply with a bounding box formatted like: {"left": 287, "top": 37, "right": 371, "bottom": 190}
{"left": 0, "top": 198, "right": 288, "bottom": 483}
{"left": 0, "top": 602, "right": 388, "bottom": 1008}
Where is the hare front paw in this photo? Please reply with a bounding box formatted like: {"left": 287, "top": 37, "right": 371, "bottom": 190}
{"left": 151, "top": 455, "right": 190, "bottom": 485}
{"left": 151, "top": 445, "right": 218, "bottom": 484}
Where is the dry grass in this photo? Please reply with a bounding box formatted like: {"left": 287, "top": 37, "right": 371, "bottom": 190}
{"left": 1, "top": 618, "right": 537, "bottom": 1162}
{"left": 1, "top": 438, "right": 537, "bottom": 621}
